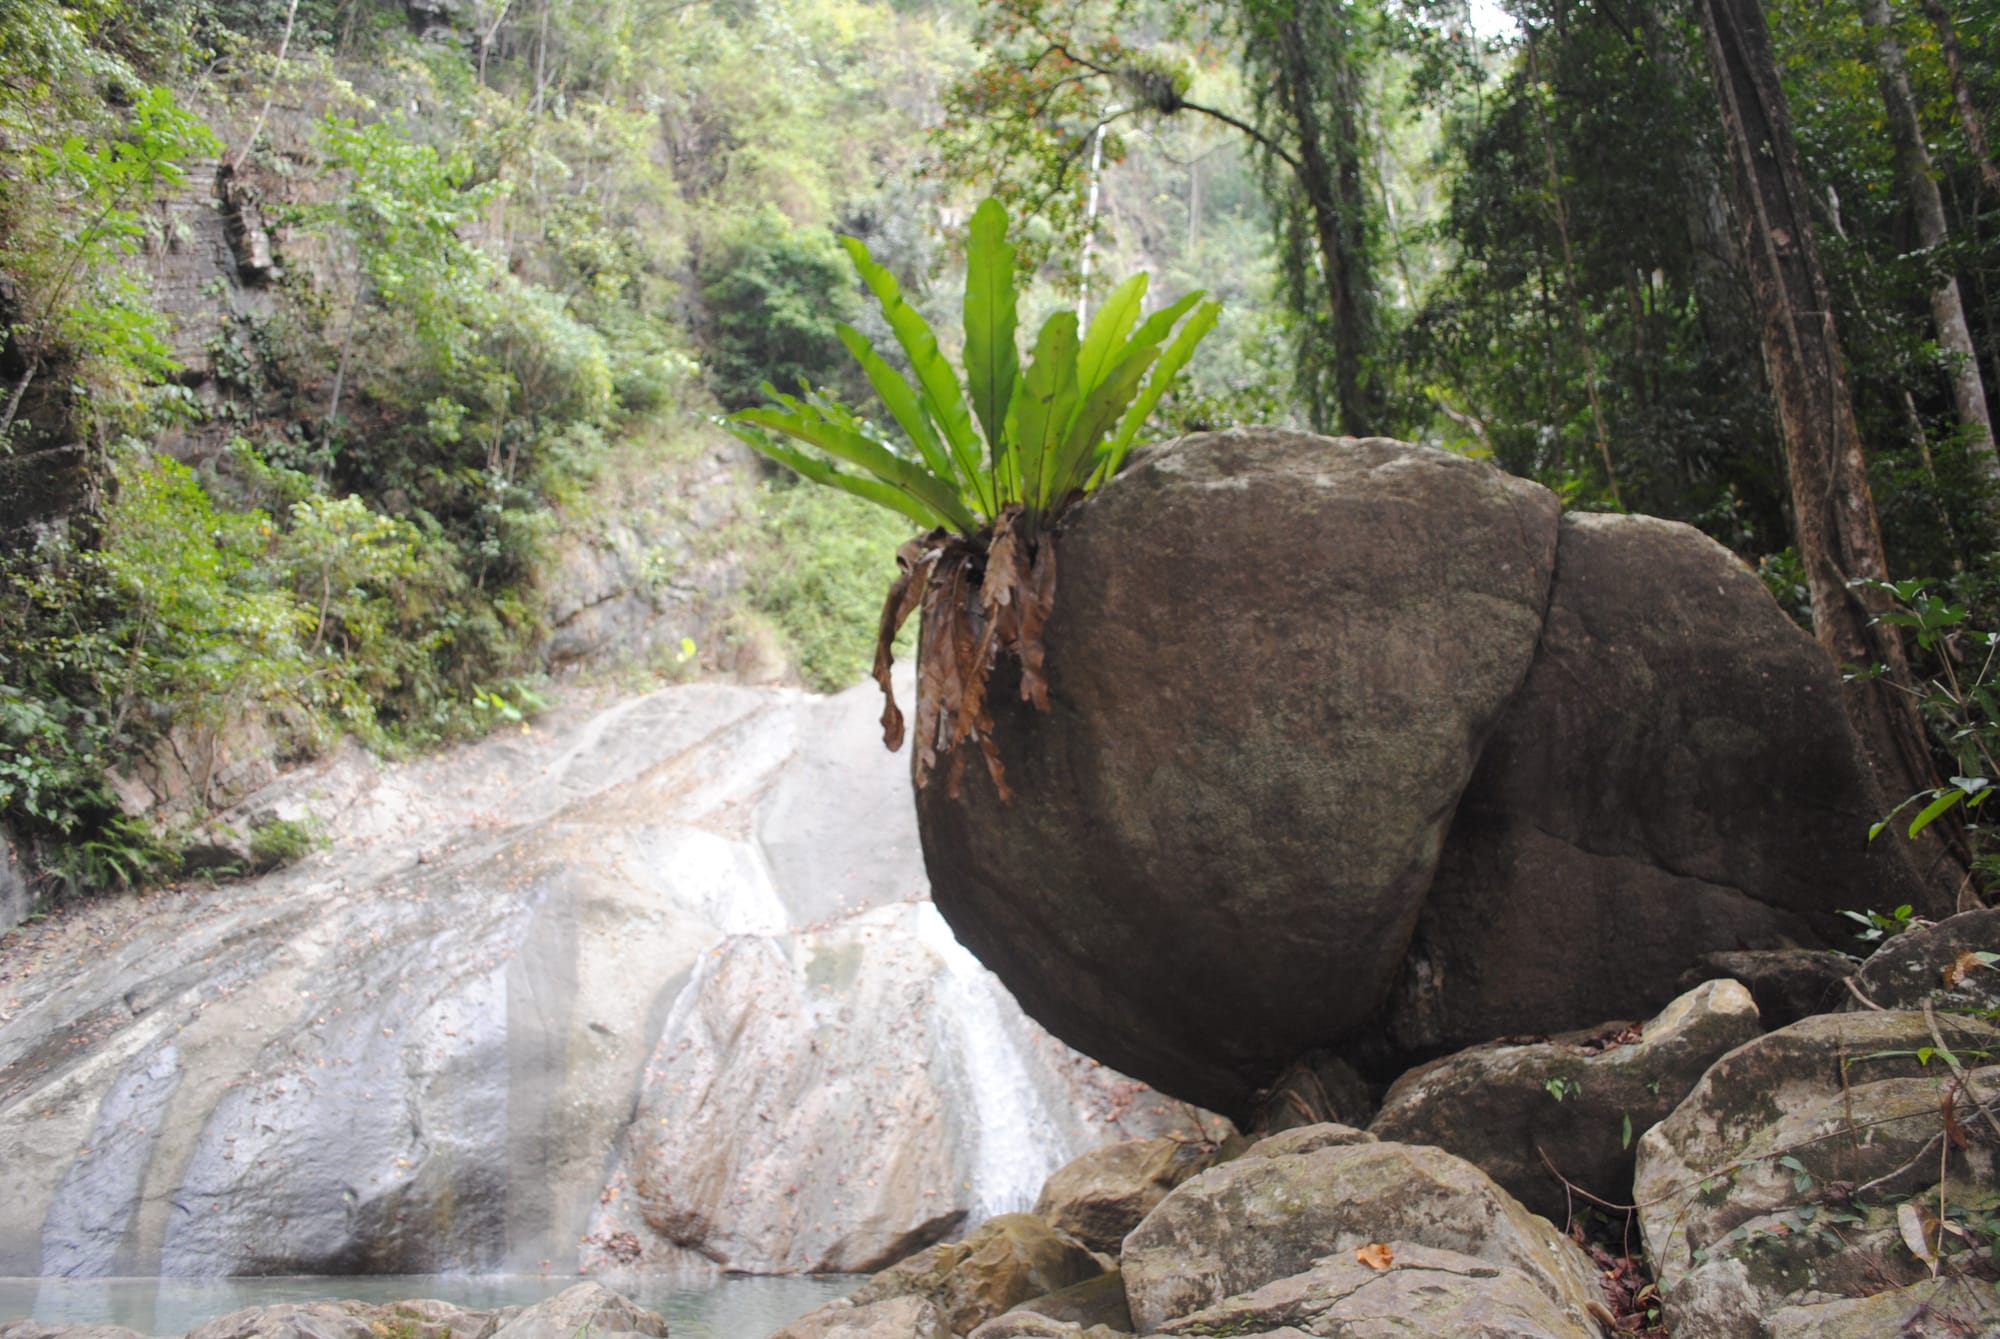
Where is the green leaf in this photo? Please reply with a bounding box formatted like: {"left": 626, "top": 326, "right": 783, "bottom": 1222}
{"left": 1075, "top": 273, "right": 1148, "bottom": 394}
{"left": 1621, "top": 1113, "right": 1633, "bottom": 1150}
{"left": 731, "top": 405, "right": 977, "bottom": 533}
{"left": 726, "top": 420, "right": 947, "bottom": 530}
{"left": 841, "top": 236, "right": 991, "bottom": 518}
{"left": 835, "top": 325, "right": 960, "bottom": 492}
{"left": 962, "top": 198, "right": 1019, "bottom": 476}
{"left": 1100, "top": 297, "right": 1221, "bottom": 480}
{"left": 1049, "top": 339, "right": 1161, "bottom": 502}
{"left": 1908, "top": 787, "right": 1965, "bottom": 838}
{"left": 1014, "top": 310, "right": 1082, "bottom": 515}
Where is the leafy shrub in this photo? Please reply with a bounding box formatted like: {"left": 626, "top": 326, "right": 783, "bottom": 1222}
{"left": 248, "top": 814, "right": 324, "bottom": 871}
{"left": 750, "top": 479, "right": 916, "bottom": 692}
{"left": 700, "top": 206, "right": 862, "bottom": 410}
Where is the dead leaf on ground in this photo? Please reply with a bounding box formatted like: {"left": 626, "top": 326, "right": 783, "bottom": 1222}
{"left": 1355, "top": 1242, "right": 1394, "bottom": 1271}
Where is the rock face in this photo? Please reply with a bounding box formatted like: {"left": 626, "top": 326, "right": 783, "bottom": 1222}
{"left": 1370, "top": 979, "right": 1762, "bottom": 1223}
{"left": 916, "top": 431, "right": 1931, "bottom": 1114}
{"left": 919, "top": 430, "right": 1563, "bottom": 1115}
{"left": 1118, "top": 1136, "right": 1605, "bottom": 1335}
{"left": 1634, "top": 1010, "right": 2000, "bottom": 1338}
{"left": 0, "top": 680, "right": 1203, "bottom": 1278}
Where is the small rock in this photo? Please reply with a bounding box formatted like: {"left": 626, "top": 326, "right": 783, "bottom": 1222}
{"left": 487, "top": 1283, "right": 666, "bottom": 1339}
{"left": 1846, "top": 907, "right": 2000, "bottom": 1013}
{"left": 1369, "top": 979, "right": 1761, "bottom": 1222}
{"left": 847, "top": 1214, "right": 1106, "bottom": 1337}
{"left": 1034, "top": 1138, "right": 1220, "bottom": 1253}
{"left": 1675, "top": 948, "right": 1853, "bottom": 1028}
{"left": 769, "top": 1296, "right": 950, "bottom": 1339}
{"left": 1238, "top": 1123, "right": 1377, "bottom": 1161}
{"left": 998, "top": 1272, "right": 1131, "bottom": 1332}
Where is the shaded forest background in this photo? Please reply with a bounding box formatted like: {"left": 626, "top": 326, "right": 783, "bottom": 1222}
{"left": 2, "top": 0, "right": 1996, "bottom": 897}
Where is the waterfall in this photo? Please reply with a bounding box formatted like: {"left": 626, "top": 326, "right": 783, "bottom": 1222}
{"left": 913, "top": 903, "right": 1069, "bottom": 1223}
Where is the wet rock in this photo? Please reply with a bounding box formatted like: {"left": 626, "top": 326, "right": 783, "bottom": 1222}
{"left": 1395, "top": 512, "right": 1933, "bottom": 1060}
{"left": 1675, "top": 949, "right": 1853, "bottom": 1029}
{"left": 183, "top": 1302, "right": 399, "bottom": 1339}
{"left": 1119, "top": 1139, "right": 1603, "bottom": 1334}
{"left": 1245, "top": 1052, "right": 1375, "bottom": 1133}
{"left": 845, "top": 1214, "right": 1106, "bottom": 1337}
{"left": 1153, "top": 1242, "right": 1598, "bottom": 1339}
{"left": 1370, "top": 979, "right": 1762, "bottom": 1222}
{"left": 1634, "top": 1010, "right": 2000, "bottom": 1338}
{"left": 1847, "top": 907, "right": 2000, "bottom": 1012}
{"left": 767, "top": 1296, "right": 951, "bottom": 1339}
{"left": 919, "top": 430, "right": 1562, "bottom": 1117}
{"left": 1032, "top": 1139, "right": 1220, "bottom": 1254}
{"left": 0, "top": 1327, "right": 155, "bottom": 1339}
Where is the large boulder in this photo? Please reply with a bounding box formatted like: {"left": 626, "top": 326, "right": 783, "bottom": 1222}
{"left": 916, "top": 432, "right": 1927, "bottom": 1117}
{"left": 1370, "top": 979, "right": 1762, "bottom": 1222}
{"left": 1118, "top": 1138, "right": 1604, "bottom": 1334}
{"left": 768, "top": 1297, "right": 950, "bottom": 1339}
{"left": 918, "top": 430, "right": 1562, "bottom": 1115}
{"left": 1389, "top": 510, "right": 1932, "bottom": 1055}
{"left": 1634, "top": 1010, "right": 2000, "bottom": 1338}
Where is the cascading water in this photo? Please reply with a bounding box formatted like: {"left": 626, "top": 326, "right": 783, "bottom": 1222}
{"left": 913, "top": 902, "right": 1072, "bottom": 1223}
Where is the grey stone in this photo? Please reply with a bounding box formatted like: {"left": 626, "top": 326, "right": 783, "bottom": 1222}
{"left": 1675, "top": 949, "right": 1853, "bottom": 1029}
{"left": 1119, "top": 1140, "right": 1604, "bottom": 1334}
{"left": 768, "top": 1296, "right": 951, "bottom": 1339}
{"left": 1238, "top": 1124, "right": 1378, "bottom": 1161}
{"left": 1, "top": 823, "right": 31, "bottom": 931}
{"left": 1369, "top": 980, "right": 1762, "bottom": 1223}
{"left": 1394, "top": 511, "right": 1934, "bottom": 1060}
{"left": 1033, "top": 1138, "right": 1221, "bottom": 1254}
{"left": 486, "top": 1283, "right": 665, "bottom": 1339}
{"left": 1634, "top": 1010, "right": 2000, "bottom": 1339}
{"left": 1848, "top": 907, "right": 2000, "bottom": 1013}
{"left": 845, "top": 1214, "right": 1106, "bottom": 1337}
{"left": 918, "top": 430, "right": 1562, "bottom": 1117}
{"left": 998, "top": 1272, "right": 1131, "bottom": 1331}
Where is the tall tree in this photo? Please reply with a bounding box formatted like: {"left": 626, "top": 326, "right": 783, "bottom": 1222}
{"left": 1916, "top": 0, "right": 2000, "bottom": 201}
{"left": 933, "top": 0, "right": 1388, "bottom": 435}
{"left": 1694, "top": 0, "right": 1955, "bottom": 890}
{"left": 1856, "top": 0, "right": 1997, "bottom": 484}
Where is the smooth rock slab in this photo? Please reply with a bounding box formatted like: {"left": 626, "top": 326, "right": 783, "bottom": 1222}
{"left": 1119, "top": 1139, "right": 1603, "bottom": 1334}
{"left": 1846, "top": 907, "right": 2000, "bottom": 1013}
{"left": 1154, "top": 1243, "right": 1598, "bottom": 1339}
{"left": 919, "top": 430, "right": 1561, "bottom": 1116}
{"left": 1370, "top": 979, "right": 1761, "bottom": 1222}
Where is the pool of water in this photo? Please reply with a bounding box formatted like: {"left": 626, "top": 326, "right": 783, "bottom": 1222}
{"left": 0, "top": 1272, "right": 857, "bottom": 1339}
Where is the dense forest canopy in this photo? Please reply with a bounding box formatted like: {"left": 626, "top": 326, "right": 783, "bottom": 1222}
{"left": 2, "top": 0, "right": 1997, "bottom": 897}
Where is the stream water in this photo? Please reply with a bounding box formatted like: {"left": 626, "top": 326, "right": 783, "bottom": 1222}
{"left": 0, "top": 1272, "right": 855, "bottom": 1338}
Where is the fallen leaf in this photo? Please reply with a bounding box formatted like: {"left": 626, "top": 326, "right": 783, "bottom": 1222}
{"left": 1898, "top": 1201, "right": 1938, "bottom": 1272}
{"left": 1355, "top": 1242, "right": 1394, "bottom": 1271}
{"left": 1943, "top": 951, "right": 1985, "bottom": 991}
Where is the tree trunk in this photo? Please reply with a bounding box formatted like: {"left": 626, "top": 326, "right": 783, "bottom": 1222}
{"left": 1693, "top": 0, "right": 1961, "bottom": 901}
{"left": 1917, "top": 0, "right": 2000, "bottom": 201}
{"left": 1858, "top": 0, "right": 1998, "bottom": 483}
{"left": 1269, "top": 9, "right": 1375, "bottom": 436}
